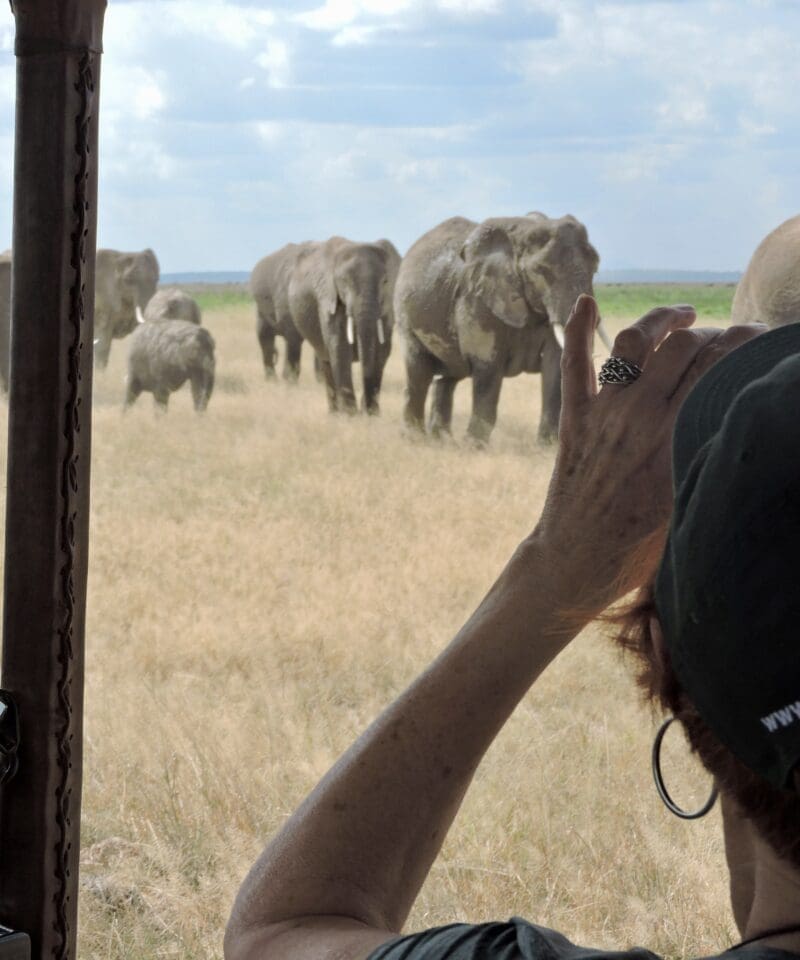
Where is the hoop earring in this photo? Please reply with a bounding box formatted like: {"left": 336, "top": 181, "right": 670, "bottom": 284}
{"left": 651, "top": 716, "right": 718, "bottom": 820}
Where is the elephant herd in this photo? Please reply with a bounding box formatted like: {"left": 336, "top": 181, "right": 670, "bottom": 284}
{"left": 252, "top": 212, "right": 614, "bottom": 443}
{"left": 0, "top": 211, "right": 797, "bottom": 439}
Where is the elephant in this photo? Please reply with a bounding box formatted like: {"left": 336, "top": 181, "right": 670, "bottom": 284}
{"left": 250, "top": 242, "right": 313, "bottom": 382}
{"left": 732, "top": 215, "right": 800, "bottom": 328}
{"left": 124, "top": 293, "right": 214, "bottom": 412}
{"left": 94, "top": 247, "right": 159, "bottom": 369}
{"left": 144, "top": 287, "right": 202, "bottom": 326}
{"left": 395, "top": 213, "right": 609, "bottom": 445}
{"left": 0, "top": 250, "right": 10, "bottom": 393}
{"left": 288, "top": 236, "right": 401, "bottom": 414}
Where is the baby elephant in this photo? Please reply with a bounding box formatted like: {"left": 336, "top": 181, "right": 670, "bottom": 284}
{"left": 125, "top": 290, "right": 215, "bottom": 412}
{"left": 144, "top": 287, "right": 202, "bottom": 325}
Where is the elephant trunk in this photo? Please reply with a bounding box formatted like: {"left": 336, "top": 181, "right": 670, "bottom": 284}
{"left": 353, "top": 301, "right": 382, "bottom": 415}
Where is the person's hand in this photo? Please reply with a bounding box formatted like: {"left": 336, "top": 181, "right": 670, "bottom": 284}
{"left": 531, "top": 295, "right": 764, "bottom": 617}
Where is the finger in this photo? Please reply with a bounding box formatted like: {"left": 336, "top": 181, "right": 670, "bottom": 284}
{"left": 644, "top": 326, "right": 723, "bottom": 397}
{"left": 667, "top": 323, "right": 767, "bottom": 407}
{"left": 561, "top": 294, "right": 599, "bottom": 410}
{"left": 608, "top": 304, "right": 697, "bottom": 371}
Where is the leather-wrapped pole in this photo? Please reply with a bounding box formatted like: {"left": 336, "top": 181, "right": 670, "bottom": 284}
{"left": 0, "top": 2, "right": 106, "bottom": 957}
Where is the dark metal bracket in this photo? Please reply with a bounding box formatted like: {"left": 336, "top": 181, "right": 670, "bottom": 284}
{"left": 0, "top": 693, "right": 19, "bottom": 786}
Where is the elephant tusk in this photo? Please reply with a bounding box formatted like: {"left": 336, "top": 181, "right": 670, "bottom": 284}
{"left": 551, "top": 323, "right": 565, "bottom": 349}
{"left": 377, "top": 317, "right": 385, "bottom": 345}
{"left": 135, "top": 305, "right": 146, "bottom": 325}
{"left": 346, "top": 314, "right": 355, "bottom": 345}
{"left": 597, "top": 317, "right": 613, "bottom": 351}
{"left": 93, "top": 338, "right": 100, "bottom": 346}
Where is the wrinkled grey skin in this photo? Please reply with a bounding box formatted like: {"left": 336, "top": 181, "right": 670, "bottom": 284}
{"left": 125, "top": 317, "right": 215, "bottom": 413}
{"left": 732, "top": 215, "right": 800, "bottom": 328}
{"left": 95, "top": 248, "right": 159, "bottom": 369}
{"left": 395, "top": 214, "right": 600, "bottom": 444}
{"left": 0, "top": 250, "right": 10, "bottom": 393}
{"left": 288, "top": 237, "right": 401, "bottom": 414}
{"left": 144, "top": 287, "right": 202, "bottom": 326}
{"left": 251, "top": 242, "right": 313, "bottom": 382}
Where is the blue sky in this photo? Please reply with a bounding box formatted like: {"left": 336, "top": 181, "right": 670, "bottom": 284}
{"left": 0, "top": 0, "right": 799, "bottom": 273}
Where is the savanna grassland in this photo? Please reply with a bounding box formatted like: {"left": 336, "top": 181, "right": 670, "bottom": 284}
{"left": 20, "top": 284, "right": 735, "bottom": 958}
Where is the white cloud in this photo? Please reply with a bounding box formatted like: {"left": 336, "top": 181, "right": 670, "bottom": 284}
{"left": 437, "top": 0, "right": 501, "bottom": 11}
{"left": 102, "top": 66, "right": 167, "bottom": 122}
{"left": 738, "top": 116, "right": 777, "bottom": 138}
{"left": 296, "top": 0, "right": 415, "bottom": 31}
{"left": 331, "top": 24, "right": 382, "bottom": 46}
{"left": 256, "top": 39, "right": 292, "bottom": 88}
{"left": 255, "top": 121, "right": 286, "bottom": 145}
{"left": 295, "top": 0, "right": 503, "bottom": 35}
{"left": 514, "top": 1, "right": 799, "bottom": 139}
{"left": 604, "top": 142, "right": 688, "bottom": 184}
{"left": 0, "top": 21, "right": 12, "bottom": 53}
{"left": 162, "top": 3, "right": 276, "bottom": 48}
{"left": 657, "top": 91, "right": 709, "bottom": 129}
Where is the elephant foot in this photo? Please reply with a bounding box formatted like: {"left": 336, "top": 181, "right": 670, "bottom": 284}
{"left": 264, "top": 367, "right": 277, "bottom": 381}
{"left": 464, "top": 433, "right": 489, "bottom": 451}
{"left": 537, "top": 424, "right": 558, "bottom": 445}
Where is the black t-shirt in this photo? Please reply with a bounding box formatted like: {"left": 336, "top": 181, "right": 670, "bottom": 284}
{"left": 368, "top": 918, "right": 800, "bottom": 960}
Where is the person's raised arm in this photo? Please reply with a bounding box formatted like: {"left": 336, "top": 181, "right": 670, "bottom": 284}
{"left": 224, "top": 296, "right": 761, "bottom": 960}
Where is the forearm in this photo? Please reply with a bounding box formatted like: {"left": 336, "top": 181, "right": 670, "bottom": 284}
{"left": 228, "top": 532, "right": 582, "bottom": 939}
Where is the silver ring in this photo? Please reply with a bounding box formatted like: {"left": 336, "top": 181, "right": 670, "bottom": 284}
{"left": 598, "top": 356, "right": 643, "bottom": 386}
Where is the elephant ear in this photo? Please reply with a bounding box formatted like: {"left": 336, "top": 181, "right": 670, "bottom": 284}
{"left": 374, "top": 238, "right": 400, "bottom": 262}
{"left": 460, "top": 224, "right": 528, "bottom": 328}
{"left": 374, "top": 238, "right": 401, "bottom": 287}
{"left": 142, "top": 248, "right": 160, "bottom": 279}
{"left": 116, "top": 254, "right": 136, "bottom": 284}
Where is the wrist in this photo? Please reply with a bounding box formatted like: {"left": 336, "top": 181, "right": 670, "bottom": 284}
{"left": 514, "top": 525, "right": 602, "bottom": 634}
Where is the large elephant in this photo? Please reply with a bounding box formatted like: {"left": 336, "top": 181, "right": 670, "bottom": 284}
{"left": 732, "top": 215, "right": 800, "bottom": 328}
{"left": 250, "top": 242, "right": 312, "bottom": 381}
{"left": 288, "top": 236, "right": 401, "bottom": 414}
{"left": 395, "top": 213, "right": 607, "bottom": 444}
{"left": 0, "top": 250, "right": 10, "bottom": 393}
{"left": 94, "top": 247, "right": 159, "bottom": 368}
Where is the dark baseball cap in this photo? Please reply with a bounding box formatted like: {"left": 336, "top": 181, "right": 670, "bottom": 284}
{"left": 654, "top": 323, "right": 800, "bottom": 790}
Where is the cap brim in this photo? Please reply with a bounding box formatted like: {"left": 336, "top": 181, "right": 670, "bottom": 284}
{"left": 673, "top": 323, "right": 800, "bottom": 486}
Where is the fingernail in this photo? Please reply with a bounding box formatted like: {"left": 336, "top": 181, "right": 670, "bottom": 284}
{"left": 672, "top": 304, "right": 696, "bottom": 312}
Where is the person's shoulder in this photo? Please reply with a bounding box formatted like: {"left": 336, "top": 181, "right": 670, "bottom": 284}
{"left": 367, "top": 918, "right": 664, "bottom": 960}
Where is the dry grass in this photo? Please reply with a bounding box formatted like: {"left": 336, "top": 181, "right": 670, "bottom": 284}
{"left": 11, "top": 299, "right": 738, "bottom": 957}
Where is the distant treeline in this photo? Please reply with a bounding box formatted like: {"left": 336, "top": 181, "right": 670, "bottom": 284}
{"left": 161, "top": 268, "right": 742, "bottom": 287}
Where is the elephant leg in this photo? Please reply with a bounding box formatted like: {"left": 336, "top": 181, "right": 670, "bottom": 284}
{"left": 314, "top": 353, "right": 324, "bottom": 383}
{"left": 403, "top": 335, "right": 437, "bottom": 433}
{"left": 190, "top": 369, "right": 213, "bottom": 412}
{"left": 467, "top": 362, "right": 504, "bottom": 447}
{"left": 94, "top": 335, "right": 112, "bottom": 370}
{"left": 429, "top": 376, "right": 458, "bottom": 438}
{"left": 153, "top": 388, "right": 170, "bottom": 413}
{"left": 327, "top": 331, "right": 357, "bottom": 414}
{"left": 282, "top": 332, "right": 302, "bottom": 383}
{"left": 538, "top": 337, "right": 562, "bottom": 444}
{"left": 257, "top": 316, "right": 277, "bottom": 380}
{"left": 123, "top": 377, "right": 142, "bottom": 411}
